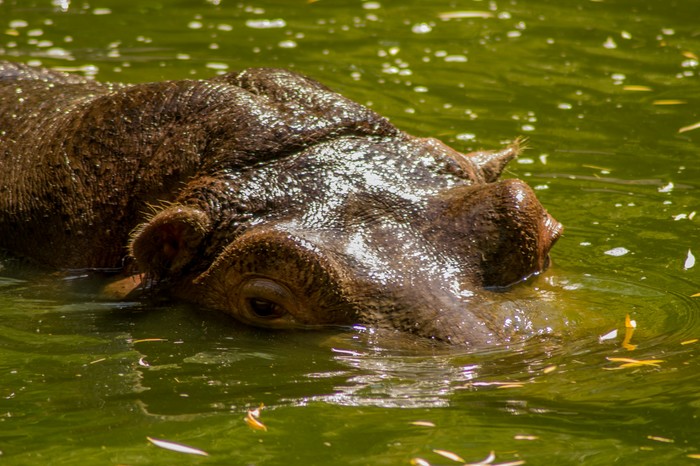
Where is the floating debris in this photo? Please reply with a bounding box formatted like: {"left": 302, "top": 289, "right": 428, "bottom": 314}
{"left": 681, "top": 339, "right": 698, "bottom": 345}
{"left": 146, "top": 437, "right": 209, "bottom": 456}
{"left": 679, "top": 121, "right": 700, "bottom": 133}
{"left": 132, "top": 338, "right": 167, "bottom": 344}
{"left": 647, "top": 435, "right": 674, "bottom": 443}
{"left": 433, "top": 449, "right": 465, "bottom": 462}
{"left": 653, "top": 99, "right": 686, "bottom": 105}
{"left": 438, "top": 11, "right": 494, "bottom": 20}
{"left": 685, "top": 249, "right": 695, "bottom": 270}
{"left": 623, "top": 85, "right": 652, "bottom": 91}
{"left": 245, "top": 404, "right": 268, "bottom": 431}
{"left": 605, "top": 357, "right": 664, "bottom": 369}
{"left": 604, "top": 247, "right": 629, "bottom": 257}
{"left": 622, "top": 314, "right": 637, "bottom": 351}
{"left": 410, "top": 458, "right": 432, "bottom": 466}
{"left": 543, "top": 365, "right": 557, "bottom": 374}
{"left": 466, "top": 450, "right": 496, "bottom": 465}
{"left": 599, "top": 328, "right": 618, "bottom": 342}
{"left": 411, "top": 421, "right": 436, "bottom": 427}
{"left": 514, "top": 435, "right": 539, "bottom": 440}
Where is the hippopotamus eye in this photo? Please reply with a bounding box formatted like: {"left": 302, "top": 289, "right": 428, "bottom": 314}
{"left": 238, "top": 277, "right": 294, "bottom": 321}
{"left": 246, "top": 297, "right": 286, "bottom": 319}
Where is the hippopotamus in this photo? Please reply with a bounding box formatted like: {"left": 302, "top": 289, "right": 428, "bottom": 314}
{"left": 0, "top": 61, "right": 562, "bottom": 345}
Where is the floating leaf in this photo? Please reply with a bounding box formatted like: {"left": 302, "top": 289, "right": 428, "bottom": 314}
{"left": 514, "top": 434, "right": 539, "bottom": 440}
{"left": 433, "top": 449, "right": 465, "bottom": 462}
{"left": 653, "top": 99, "right": 686, "bottom": 105}
{"left": 132, "top": 338, "right": 167, "bottom": 344}
{"left": 679, "top": 121, "right": 700, "bottom": 133}
{"left": 681, "top": 339, "right": 698, "bottom": 345}
{"left": 691, "top": 293, "right": 700, "bottom": 298}
{"left": 606, "top": 357, "right": 664, "bottom": 369}
{"left": 543, "top": 365, "right": 557, "bottom": 374}
{"left": 623, "top": 85, "right": 652, "bottom": 91}
{"left": 465, "top": 450, "right": 496, "bottom": 465}
{"left": 410, "top": 458, "right": 432, "bottom": 466}
{"left": 685, "top": 249, "right": 695, "bottom": 270}
{"left": 604, "top": 247, "right": 629, "bottom": 257}
{"left": 439, "top": 11, "right": 494, "bottom": 20}
{"left": 147, "top": 437, "right": 209, "bottom": 456}
{"left": 688, "top": 453, "right": 700, "bottom": 459}
{"left": 599, "top": 328, "right": 618, "bottom": 342}
{"left": 411, "top": 421, "right": 436, "bottom": 427}
{"left": 647, "top": 435, "right": 674, "bottom": 443}
{"left": 622, "top": 314, "right": 637, "bottom": 350}
{"left": 245, "top": 404, "right": 268, "bottom": 431}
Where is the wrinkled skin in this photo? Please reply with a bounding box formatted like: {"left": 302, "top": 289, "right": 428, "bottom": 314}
{"left": 0, "top": 61, "right": 562, "bottom": 345}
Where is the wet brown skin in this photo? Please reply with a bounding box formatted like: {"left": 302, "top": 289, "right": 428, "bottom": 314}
{"left": 0, "top": 61, "right": 562, "bottom": 345}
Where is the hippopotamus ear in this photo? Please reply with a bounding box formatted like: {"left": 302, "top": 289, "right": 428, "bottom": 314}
{"left": 130, "top": 205, "right": 211, "bottom": 279}
{"left": 464, "top": 139, "right": 522, "bottom": 183}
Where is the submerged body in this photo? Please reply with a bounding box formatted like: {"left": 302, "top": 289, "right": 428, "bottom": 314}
{"left": 0, "top": 61, "right": 561, "bottom": 345}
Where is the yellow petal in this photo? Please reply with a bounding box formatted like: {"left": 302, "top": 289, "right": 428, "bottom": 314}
{"left": 623, "top": 85, "right": 652, "bottom": 91}
{"left": 653, "top": 99, "right": 686, "bottom": 105}
{"left": 245, "top": 412, "right": 268, "bottom": 431}
{"left": 607, "top": 357, "right": 664, "bottom": 368}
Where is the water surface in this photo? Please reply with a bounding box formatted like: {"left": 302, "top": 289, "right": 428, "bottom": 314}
{"left": 1, "top": 0, "right": 700, "bottom": 464}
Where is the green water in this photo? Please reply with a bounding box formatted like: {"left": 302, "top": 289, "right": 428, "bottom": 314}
{"left": 1, "top": 0, "right": 700, "bottom": 464}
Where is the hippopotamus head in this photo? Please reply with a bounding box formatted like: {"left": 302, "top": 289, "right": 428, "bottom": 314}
{"left": 0, "top": 63, "right": 560, "bottom": 345}
{"left": 127, "top": 70, "right": 561, "bottom": 346}
{"left": 0, "top": 60, "right": 565, "bottom": 347}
